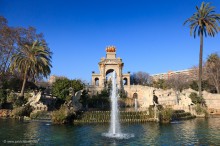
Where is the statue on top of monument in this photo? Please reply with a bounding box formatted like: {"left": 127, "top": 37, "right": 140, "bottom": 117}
{"left": 106, "top": 46, "right": 116, "bottom": 52}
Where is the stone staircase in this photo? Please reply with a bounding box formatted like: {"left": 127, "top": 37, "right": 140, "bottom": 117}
{"left": 74, "top": 110, "right": 196, "bottom": 124}
{"left": 74, "top": 111, "right": 156, "bottom": 124}
{"left": 172, "top": 110, "right": 196, "bottom": 121}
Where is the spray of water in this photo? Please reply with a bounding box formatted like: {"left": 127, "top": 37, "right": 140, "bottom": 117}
{"left": 102, "top": 71, "right": 134, "bottom": 139}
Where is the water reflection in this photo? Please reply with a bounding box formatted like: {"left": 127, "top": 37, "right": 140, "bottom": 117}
{"left": 0, "top": 118, "right": 220, "bottom": 145}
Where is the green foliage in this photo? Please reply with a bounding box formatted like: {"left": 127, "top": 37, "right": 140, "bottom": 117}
{"left": 194, "top": 104, "right": 208, "bottom": 117}
{"left": 202, "top": 80, "right": 217, "bottom": 93}
{"left": 88, "top": 89, "right": 110, "bottom": 109}
{"left": 10, "top": 40, "right": 52, "bottom": 97}
{"left": 65, "top": 95, "right": 72, "bottom": 102}
{"left": 54, "top": 98, "right": 65, "bottom": 110}
{"left": 118, "top": 89, "right": 127, "bottom": 99}
{"left": 14, "top": 96, "right": 28, "bottom": 107}
{"left": 159, "top": 108, "right": 173, "bottom": 123}
{"left": 184, "top": 2, "right": 220, "bottom": 97}
{"left": 30, "top": 111, "right": 49, "bottom": 119}
{"left": 51, "top": 105, "right": 75, "bottom": 124}
{"left": 52, "top": 78, "right": 71, "bottom": 99}
{"left": 70, "top": 80, "right": 84, "bottom": 92}
{"left": 148, "top": 105, "right": 155, "bottom": 118}
{"left": 4, "top": 77, "right": 38, "bottom": 92}
{"left": 189, "top": 80, "right": 216, "bottom": 93}
{"left": 190, "top": 81, "right": 199, "bottom": 91}
{"left": 79, "top": 90, "right": 90, "bottom": 109}
{"left": 0, "top": 89, "right": 7, "bottom": 106}
{"left": 52, "top": 78, "right": 84, "bottom": 101}
{"left": 184, "top": 2, "right": 220, "bottom": 38}
{"left": 7, "top": 92, "right": 18, "bottom": 103}
{"left": 12, "top": 104, "right": 33, "bottom": 117}
{"left": 189, "top": 92, "right": 204, "bottom": 104}
{"left": 61, "top": 89, "right": 69, "bottom": 100}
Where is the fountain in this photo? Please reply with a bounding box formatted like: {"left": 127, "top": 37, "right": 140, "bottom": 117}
{"left": 135, "top": 98, "right": 138, "bottom": 111}
{"left": 102, "top": 71, "right": 134, "bottom": 139}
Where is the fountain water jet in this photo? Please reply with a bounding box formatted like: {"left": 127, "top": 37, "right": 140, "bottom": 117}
{"left": 102, "top": 71, "right": 134, "bottom": 139}
{"left": 135, "top": 98, "right": 138, "bottom": 111}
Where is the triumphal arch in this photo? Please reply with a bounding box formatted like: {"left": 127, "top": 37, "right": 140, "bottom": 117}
{"left": 91, "top": 46, "right": 130, "bottom": 89}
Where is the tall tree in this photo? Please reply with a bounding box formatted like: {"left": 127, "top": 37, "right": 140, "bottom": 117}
{"left": 0, "top": 16, "right": 46, "bottom": 89}
{"left": 52, "top": 78, "right": 84, "bottom": 100}
{"left": 0, "top": 16, "right": 17, "bottom": 80}
{"left": 10, "top": 41, "right": 52, "bottom": 97}
{"left": 205, "top": 53, "right": 220, "bottom": 93}
{"left": 184, "top": 2, "right": 220, "bottom": 97}
{"left": 166, "top": 74, "right": 189, "bottom": 104}
{"left": 130, "top": 71, "right": 151, "bottom": 85}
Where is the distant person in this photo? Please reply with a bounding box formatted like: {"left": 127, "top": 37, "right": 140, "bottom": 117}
{"left": 153, "top": 90, "right": 159, "bottom": 105}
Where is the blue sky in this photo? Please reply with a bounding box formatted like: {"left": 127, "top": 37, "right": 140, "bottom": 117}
{"left": 1, "top": 0, "right": 220, "bottom": 83}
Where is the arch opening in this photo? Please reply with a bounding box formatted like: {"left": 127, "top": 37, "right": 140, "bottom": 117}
{"left": 133, "top": 93, "right": 138, "bottom": 99}
{"left": 105, "top": 69, "right": 115, "bottom": 82}
{"left": 95, "top": 78, "right": 99, "bottom": 86}
{"left": 123, "top": 78, "right": 128, "bottom": 85}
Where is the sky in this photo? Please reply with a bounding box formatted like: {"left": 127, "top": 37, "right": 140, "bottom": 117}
{"left": 1, "top": 0, "right": 220, "bottom": 83}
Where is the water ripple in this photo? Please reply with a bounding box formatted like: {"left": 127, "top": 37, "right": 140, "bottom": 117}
{"left": 0, "top": 118, "right": 220, "bottom": 145}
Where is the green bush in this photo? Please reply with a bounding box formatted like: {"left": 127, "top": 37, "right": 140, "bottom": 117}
{"left": 194, "top": 104, "right": 208, "bottom": 117}
{"left": 65, "top": 95, "right": 72, "bottom": 102}
{"left": 148, "top": 105, "right": 155, "bottom": 118}
{"left": 88, "top": 89, "right": 110, "bottom": 109}
{"left": 30, "top": 111, "right": 49, "bottom": 119}
{"left": 79, "top": 90, "right": 89, "bottom": 108}
{"left": 189, "top": 80, "right": 216, "bottom": 93}
{"left": 52, "top": 78, "right": 84, "bottom": 101}
{"left": 189, "top": 92, "right": 204, "bottom": 104}
{"left": 12, "top": 104, "right": 33, "bottom": 117}
{"left": 14, "top": 96, "right": 28, "bottom": 107}
{"left": 0, "top": 89, "right": 7, "bottom": 107}
{"left": 51, "top": 105, "right": 75, "bottom": 124}
{"left": 159, "top": 108, "right": 173, "bottom": 123}
{"left": 7, "top": 92, "right": 18, "bottom": 103}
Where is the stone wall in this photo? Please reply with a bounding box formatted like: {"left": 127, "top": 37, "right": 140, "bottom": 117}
{"left": 89, "top": 84, "right": 220, "bottom": 112}
{"left": 124, "top": 85, "right": 178, "bottom": 108}
{"left": 124, "top": 85, "right": 220, "bottom": 111}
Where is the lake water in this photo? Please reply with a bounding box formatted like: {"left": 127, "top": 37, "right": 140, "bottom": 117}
{"left": 0, "top": 118, "right": 220, "bottom": 145}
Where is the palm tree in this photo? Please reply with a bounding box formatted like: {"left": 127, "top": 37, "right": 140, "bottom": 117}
{"left": 10, "top": 41, "right": 52, "bottom": 97}
{"left": 184, "top": 2, "right": 220, "bottom": 97}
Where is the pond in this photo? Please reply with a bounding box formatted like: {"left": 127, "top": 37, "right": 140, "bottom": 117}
{"left": 0, "top": 118, "right": 220, "bottom": 145}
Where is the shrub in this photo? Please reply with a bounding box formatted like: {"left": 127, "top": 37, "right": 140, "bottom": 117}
{"left": 88, "top": 89, "right": 110, "bottom": 109}
{"left": 7, "top": 92, "right": 18, "bottom": 103}
{"left": 52, "top": 78, "right": 84, "bottom": 101}
{"left": 14, "top": 96, "right": 27, "bottom": 107}
{"left": 12, "top": 104, "right": 33, "bottom": 117}
{"left": 189, "top": 92, "right": 204, "bottom": 104}
{"left": 0, "top": 89, "right": 7, "bottom": 107}
{"left": 51, "top": 105, "right": 75, "bottom": 124}
{"left": 194, "top": 104, "right": 208, "bottom": 117}
{"left": 159, "top": 108, "right": 173, "bottom": 123}
{"left": 30, "top": 111, "right": 49, "bottom": 119}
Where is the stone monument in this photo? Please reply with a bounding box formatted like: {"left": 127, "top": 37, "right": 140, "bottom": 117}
{"left": 91, "top": 46, "right": 130, "bottom": 93}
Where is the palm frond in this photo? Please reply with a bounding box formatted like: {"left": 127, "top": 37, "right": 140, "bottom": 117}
{"left": 184, "top": 2, "right": 220, "bottom": 38}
